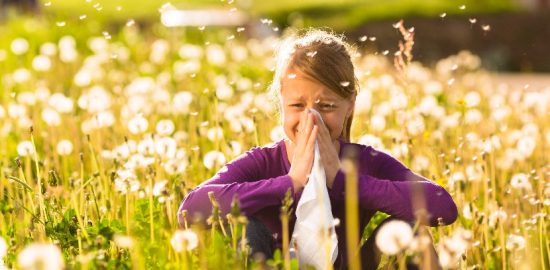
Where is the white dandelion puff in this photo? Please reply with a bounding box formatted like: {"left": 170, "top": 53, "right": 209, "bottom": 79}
{"left": 203, "top": 150, "right": 226, "bottom": 170}
{"left": 41, "top": 108, "right": 61, "bottom": 126}
{"left": 171, "top": 229, "right": 199, "bottom": 252}
{"left": 128, "top": 114, "right": 149, "bottom": 134}
{"left": 510, "top": 173, "right": 532, "bottom": 191}
{"left": 32, "top": 55, "right": 52, "bottom": 71}
{"left": 505, "top": 234, "right": 525, "bottom": 250}
{"left": 17, "top": 141, "right": 35, "bottom": 157}
{"left": 0, "top": 236, "right": 7, "bottom": 260}
{"left": 375, "top": 220, "right": 413, "bottom": 255}
{"left": 207, "top": 127, "right": 224, "bottom": 142}
{"left": 113, "top": 235, "right": 134, "bottom": 249}
{"left": 156, "top": 119, "right": 175, "bottom": 136}
{"left": 270, "top": 125, "right": 285, "bottom": 142}
{"left": 17, "top": 243, "right": 64, "bottom": 270}
{"left": 11, "top": 38, "right": 29, "bottom": 55}
{"left": 153, "top": 180, "right": 168, "bottom": 196}
{"left": 56, "top": 140, "right": 74, "bottom": 156}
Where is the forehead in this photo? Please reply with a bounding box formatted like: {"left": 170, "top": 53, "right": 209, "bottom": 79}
{"left": 280, "top": 70, "right": 340, "bottom": 100}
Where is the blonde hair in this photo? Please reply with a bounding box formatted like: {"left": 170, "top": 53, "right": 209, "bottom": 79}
{"left": 268, "top": 29, "right": 358, "bottom": 142}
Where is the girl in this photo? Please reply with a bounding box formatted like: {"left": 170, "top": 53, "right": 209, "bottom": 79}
{"left": 178, "top": 29, "right": 458, "bottom": 269}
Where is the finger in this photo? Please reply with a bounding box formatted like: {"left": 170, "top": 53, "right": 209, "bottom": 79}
{"left": 303, "top": 111, "right": 314, "bottom": 141}
{"left": 297, "top": 111, "right": 308, "bottom": 145}
{"left": 306, "top": 124, "right": 318, "bottom": 151}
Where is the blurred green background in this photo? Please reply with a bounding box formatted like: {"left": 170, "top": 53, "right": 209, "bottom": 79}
{"left": 38, "top": 0, "right": 517, "bottom": 29}
{"left": 2, "top": 0, "right": 550, "bottom": 71}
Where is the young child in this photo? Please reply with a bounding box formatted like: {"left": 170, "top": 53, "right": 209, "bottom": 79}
{"left": 178, "top": 29, "right": 458, "bottom": 269}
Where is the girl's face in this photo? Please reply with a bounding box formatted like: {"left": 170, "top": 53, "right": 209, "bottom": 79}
{"left": 280, "top": 68, "right": 355, "bottom": 144}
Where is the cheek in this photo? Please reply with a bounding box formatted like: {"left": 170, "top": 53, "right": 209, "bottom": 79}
{"left": 282, "top": 110, "right": 300, "bottom": 131}
{"left": 322, "top": 114, "right": 345, "bottom": 138}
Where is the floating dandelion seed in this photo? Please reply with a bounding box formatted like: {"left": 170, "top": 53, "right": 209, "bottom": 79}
{"left": 359, "top": 36, "right": 368, "bottom": 42}
{"left": 314, "top": 98, "right": 321, "bottom": 104}
{"left": 287, "top": 73, "right": 297, "bottom": 79}
{"left": 482, "top": 24, "right": 491, "bottom": 31}
{"left": 116, "top": 6, "right": 122, "bottom": 11}
{"left": 44, "top": 1, "right": 51, "bottom": 6}
{"left": 273, "top": 27, "right": 279, "bottom": 32}
{"left": 79, "top": 14, "right": 87, "bottom": 20}
{"left": 56, "top": 21, "right": 66, "bottom": 27}
{"left": 392, "top": 21, "right": 402, "bottom": 28}
{"left": 171, "top": 229, "right": 199, "bottom": 252}
{"left": 369, "top": 36, "right": 376, "bottom": 41}
{"left": 126, "top": 19, "right": 135, "bottom": 26}
{"left": 382, "top": 50, "right": 389, "bottom": 55}
{"left": 260, "top": 18, "right": 272, "bottom": 25}
{"left": 237, "top": 27, "right": 245, "bottom": 32}
{"left": 227, "top": 35, "right": 235, "bottom": 40}
{"left": 340, "top": 81, "right": 350, "bottom": 87}
{"left": 306, "top": 51, "right": 317, "bottom": 57}
{"left": 375, "top": 220, "right": 413, "bottom": 255}
{"left": 440, "top": 13, "right": 447, "bottom": 18}
{"left": 459, "top": 5, "right": 466, "bottom": 10}
{"left": 447, "top": 78, "right": 455, "bottom": 85}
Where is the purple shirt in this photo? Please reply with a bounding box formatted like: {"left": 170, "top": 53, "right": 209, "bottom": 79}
{"left": 178, "top": 138, "right": 457, "bottom": 262}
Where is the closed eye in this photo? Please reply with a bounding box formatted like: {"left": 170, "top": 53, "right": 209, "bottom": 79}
{"left": 319, "top": 103, "right": 336, "bottom": 110}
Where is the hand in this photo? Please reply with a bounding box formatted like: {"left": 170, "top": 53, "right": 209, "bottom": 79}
{"left": 310, "top": 111, "right": 341, "bottom": 189}
{"left": 287, "top": 110, "right": 318, "bottom": 193}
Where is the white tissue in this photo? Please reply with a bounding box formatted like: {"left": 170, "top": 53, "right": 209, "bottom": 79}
{"left": 291, "top": 108, "right": 338, "bottom": 269}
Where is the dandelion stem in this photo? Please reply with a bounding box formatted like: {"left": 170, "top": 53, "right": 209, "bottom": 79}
{"left": 343, "top": 156, "right": 361, "bottom": 270}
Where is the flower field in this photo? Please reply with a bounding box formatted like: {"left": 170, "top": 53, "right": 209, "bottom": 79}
{"left": 0, "top": 13, "right": 548, "bottom": 270}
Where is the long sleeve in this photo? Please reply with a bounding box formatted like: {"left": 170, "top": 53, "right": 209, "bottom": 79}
{"left": 328, "top": 145, "right": 458, "bottom": 226}
{"left": 178, "top": 147, "right": 295, "bottom": 226}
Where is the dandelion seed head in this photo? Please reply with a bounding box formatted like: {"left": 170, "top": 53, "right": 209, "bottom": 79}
{"left": 510, "top": 173, "right": 532, "bottom": 191}
{"left": 0, "top": 236, "right": 7, "bottom": 259}
{"left": 506, "top": 234, "right": 525, "bottom": 250}
{"left": 375, "top": 220, "right": 413, "bottom": 255}
{"left": 203, "top": 150, "right": 226, "bottom": 170}
{"left": 17, "top": 243, "right": 64, "bottom": 270}
{"left": 56, "top": 140, "right": 74, "bottom": 156}
{"left": 156, "top": 119, "right": 175, "bottom": 136}
{"left": 113, "top": 235, "right": 134, "bottom": 248}
{"left": 128, "top": 114, "right": 149, "bottom": 134}
{"left": 171, "top": 229, "right": 199, "bottom": 252}
{"left": 11, "top": 38, "right": 29, "bottom": 55}
{"left": 17, "top": 141, "right": 35, "bottom": 157}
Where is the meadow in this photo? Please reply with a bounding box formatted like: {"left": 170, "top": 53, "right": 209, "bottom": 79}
{"left": 0, "top": 7, "right": 548, "bottom": 270}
